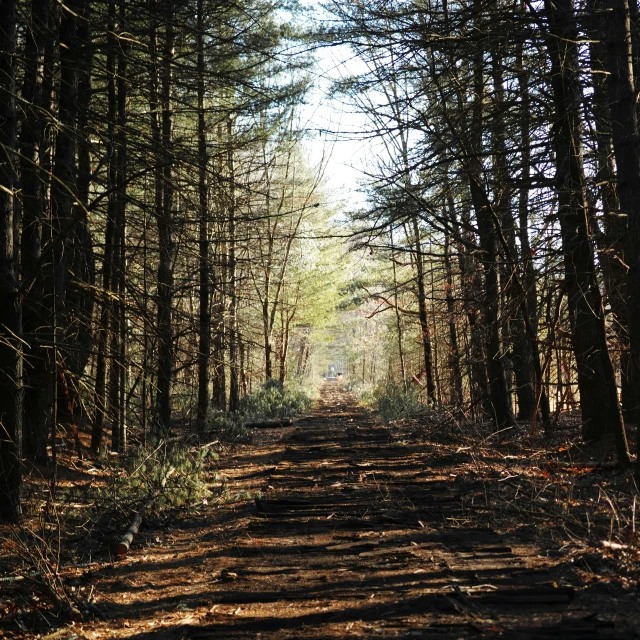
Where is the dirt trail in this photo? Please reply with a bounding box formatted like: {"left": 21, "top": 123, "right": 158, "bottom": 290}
{"left": 76, "top": 383, "right": 638, "bottom": 638}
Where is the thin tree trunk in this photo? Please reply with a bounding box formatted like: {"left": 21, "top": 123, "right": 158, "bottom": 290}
{"left": 411, "top": 214, "right": 436, "bottom": 403}
{"left": 516, "top": 27, "right": 551, "bottom": 424}
{"left": 196, "top": 0, "right": 210, "bottom": 429}
{"left": 0, "top": 0, "right": 23, "bottom": 522}
{"left": 154, "top": 14, "right": 175, "bottom": 431}
{"left": 115, "top": 0, "right": 128, "bottom": 452}
{"left": 49, "top": 0, "right": 82, "bottom": 457}
{"left": 211, "top": 283, "right": 227, "bottom": 410}
{"left": 278, "top": 312, "right": 290, "bottom": 385}
{"left": 390, "top": 229, "right": 407, "bottom": 390}
{"left": 457, "top": 214, "right": 488, "bottom": 416}
{"left": 489, "top": 51, "right": 536, "bottom": 420}
{"left": 227, "top": 116, "right": 240, "bottom": 412}
{"left": 93, "top": 0, "right": 118, "bottom": 452}
{"left": 20, "top": 0, "right": 51, "bottom": 463}
{"left": 443, "top": 224, "right": 463, "bottom": 406}
{"left": 468, "top": 46, "right": 513, "bottom": 430}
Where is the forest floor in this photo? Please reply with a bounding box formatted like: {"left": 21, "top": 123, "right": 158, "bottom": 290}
{"left": 4, "top": 382, "right": 640, "bottom": 638}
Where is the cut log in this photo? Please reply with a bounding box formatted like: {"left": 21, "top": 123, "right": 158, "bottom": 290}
{"left": 243, "top": 418, "right": 293, "bottom": 429}
{"left": 114, "top": 467, "right": 175, "bottom": 557}
{"left": 115, "top": 511, "right": 144, "bottom": 557}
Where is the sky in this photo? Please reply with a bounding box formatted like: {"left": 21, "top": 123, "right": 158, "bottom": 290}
{"left": 295, "top": 13, "right": 374, "bottom": 213}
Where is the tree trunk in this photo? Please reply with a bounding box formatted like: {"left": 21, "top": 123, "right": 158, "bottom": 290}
{"left": 390, "top": 230, "right": 407, "bottom": 390}
{"left": 68, "top": 1, "right": 95, "bottom": 439}
{"left": 468, "top": 48, "right": 513, "bottom": 430}
{"left": 49, "top": 0, "right": 83, "bottom": 459}
{"left": 264, "top": 295, "right": 273, "bottom": 379}
{"left": 544, "top": 0, "right": 629, "bottom": 463}
{"left": 599, "top": 0, "right": 640, "bottom": 431}
{"left": 411, "top": 214, "right": 436, "bottom": 403}
{"left": 211, "top": 282, "right": 227, "bottom": 410}
{"left": 93, "top": 0, "right": 118, "bottom": 452}
{"left": 278, "top": 311, "right": 291, "bottom": 385}
{"left": 154, "top": 13, "right": 175, "bottom": 431}
{"left": 587, "top": 14, "right": 635, "bottom": 422}
{"left": 457, "top": 216, "right": 489, "bottom": 417}
{"left": 443, "top": 224, "right": 463, "bottom": 406}
{"left": 227, "top": 117, "right": 240, "bottom": 412}
{"left": 0, "top": 0, "right": 23, "bottom": 522}
{"left": 196, "top": 0, "right": 210, "bottom": 429}
{"left": 108, "top": 0, "right": 127, "bottom": 452}
{"left": 114, "top": 0, "right": 128, "bottom": 452}
{"left": 516, "top": 29, "right": 551, "bottom": 423}
{"left": 20, "top": 0, "right": 51, "bottom": 463}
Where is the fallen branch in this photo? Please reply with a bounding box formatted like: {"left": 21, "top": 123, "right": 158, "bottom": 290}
{"left": 0, "top": 561, "right": 98, "bottom": 584}
{"left": 114, "top": 466, "right": 175, "bottom": 558}
{"left": 544, "top": 461, "right": 619, "bottom": 471}
{"left": 600, "top": 540, "right": 629, "bottom": 551}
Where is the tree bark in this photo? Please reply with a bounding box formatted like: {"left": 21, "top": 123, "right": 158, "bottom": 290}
{"left": 490, "top": 51, "right": 536, "bottom": 420}
{"left": 111, "top": 0, "right": 127, "bottom": 452}
{"left": 587, "top": 14, "right": 635, "bottom": 422}
{"left": 0, "top": 0, "right": 23, "bottom": 522}
{"left": 543, "top": 0, "right": 629, "bottom": 463}
{"left": 92, "top": 0, "right": 118, "bottom": 452}
{"left": 196, "top": 0, "right": 210, "bottom": 429}
{"left": 154, "top": 11, "right": 175, "bottom": 431}
{"left": 227, "top": 116, "right": 240, "bottom": 412}
{"left": 410, "top": 214, "right": 436, "bottom": 403}
{"left": 468, "top": 46, "right": 513, "bottom": 430}
{"left": 443, "top": 223, "right": 463, "bottom": 406}
{"left": 20, "top": 0, "right": 51, "bottom": 463}
{"left": 599, "top": 0, "right": 640, "bottom": 430}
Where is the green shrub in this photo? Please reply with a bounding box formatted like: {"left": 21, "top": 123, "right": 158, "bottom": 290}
{"left": 206, "top": 408, "right": 250, "bottom": 442}
{"left": 238, "top": 379, "right": 313, "bottom": 421}
{"left": 97, "top": 438, "right": 218, "bottom": 516}
{"left": 369, "top": 381, "right": 427, "bottom": 422}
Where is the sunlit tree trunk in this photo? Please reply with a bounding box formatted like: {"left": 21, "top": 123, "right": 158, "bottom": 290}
{"left": 227, "top": 116, "right": 240, "bottom": 412}
{"left": 196, "top": 0, "right": 210, "bottom": 428}
{"left": 111, "top": 0, "right": 127, "bottom": 452}
{"left": 154, "top": 13, "right": 175, "bottom": 430}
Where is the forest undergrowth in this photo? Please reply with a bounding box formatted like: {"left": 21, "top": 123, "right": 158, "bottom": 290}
{"left": 0, "top": 382, "right": 315, "bottom": 630}
{"left": 3, "top": 381, "right": 640, "bottom": 634}
{"left": 362, "top": 383, "right": 640, "bottom": 587}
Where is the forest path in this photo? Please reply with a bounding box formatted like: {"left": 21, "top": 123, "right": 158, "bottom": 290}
{"left": 84, "top": 382, "right": 635, "bottom": 639}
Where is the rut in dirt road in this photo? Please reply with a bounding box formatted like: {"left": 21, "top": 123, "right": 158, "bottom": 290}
{"left": 98, "top": 382, "right": 634, "bottom": 639}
